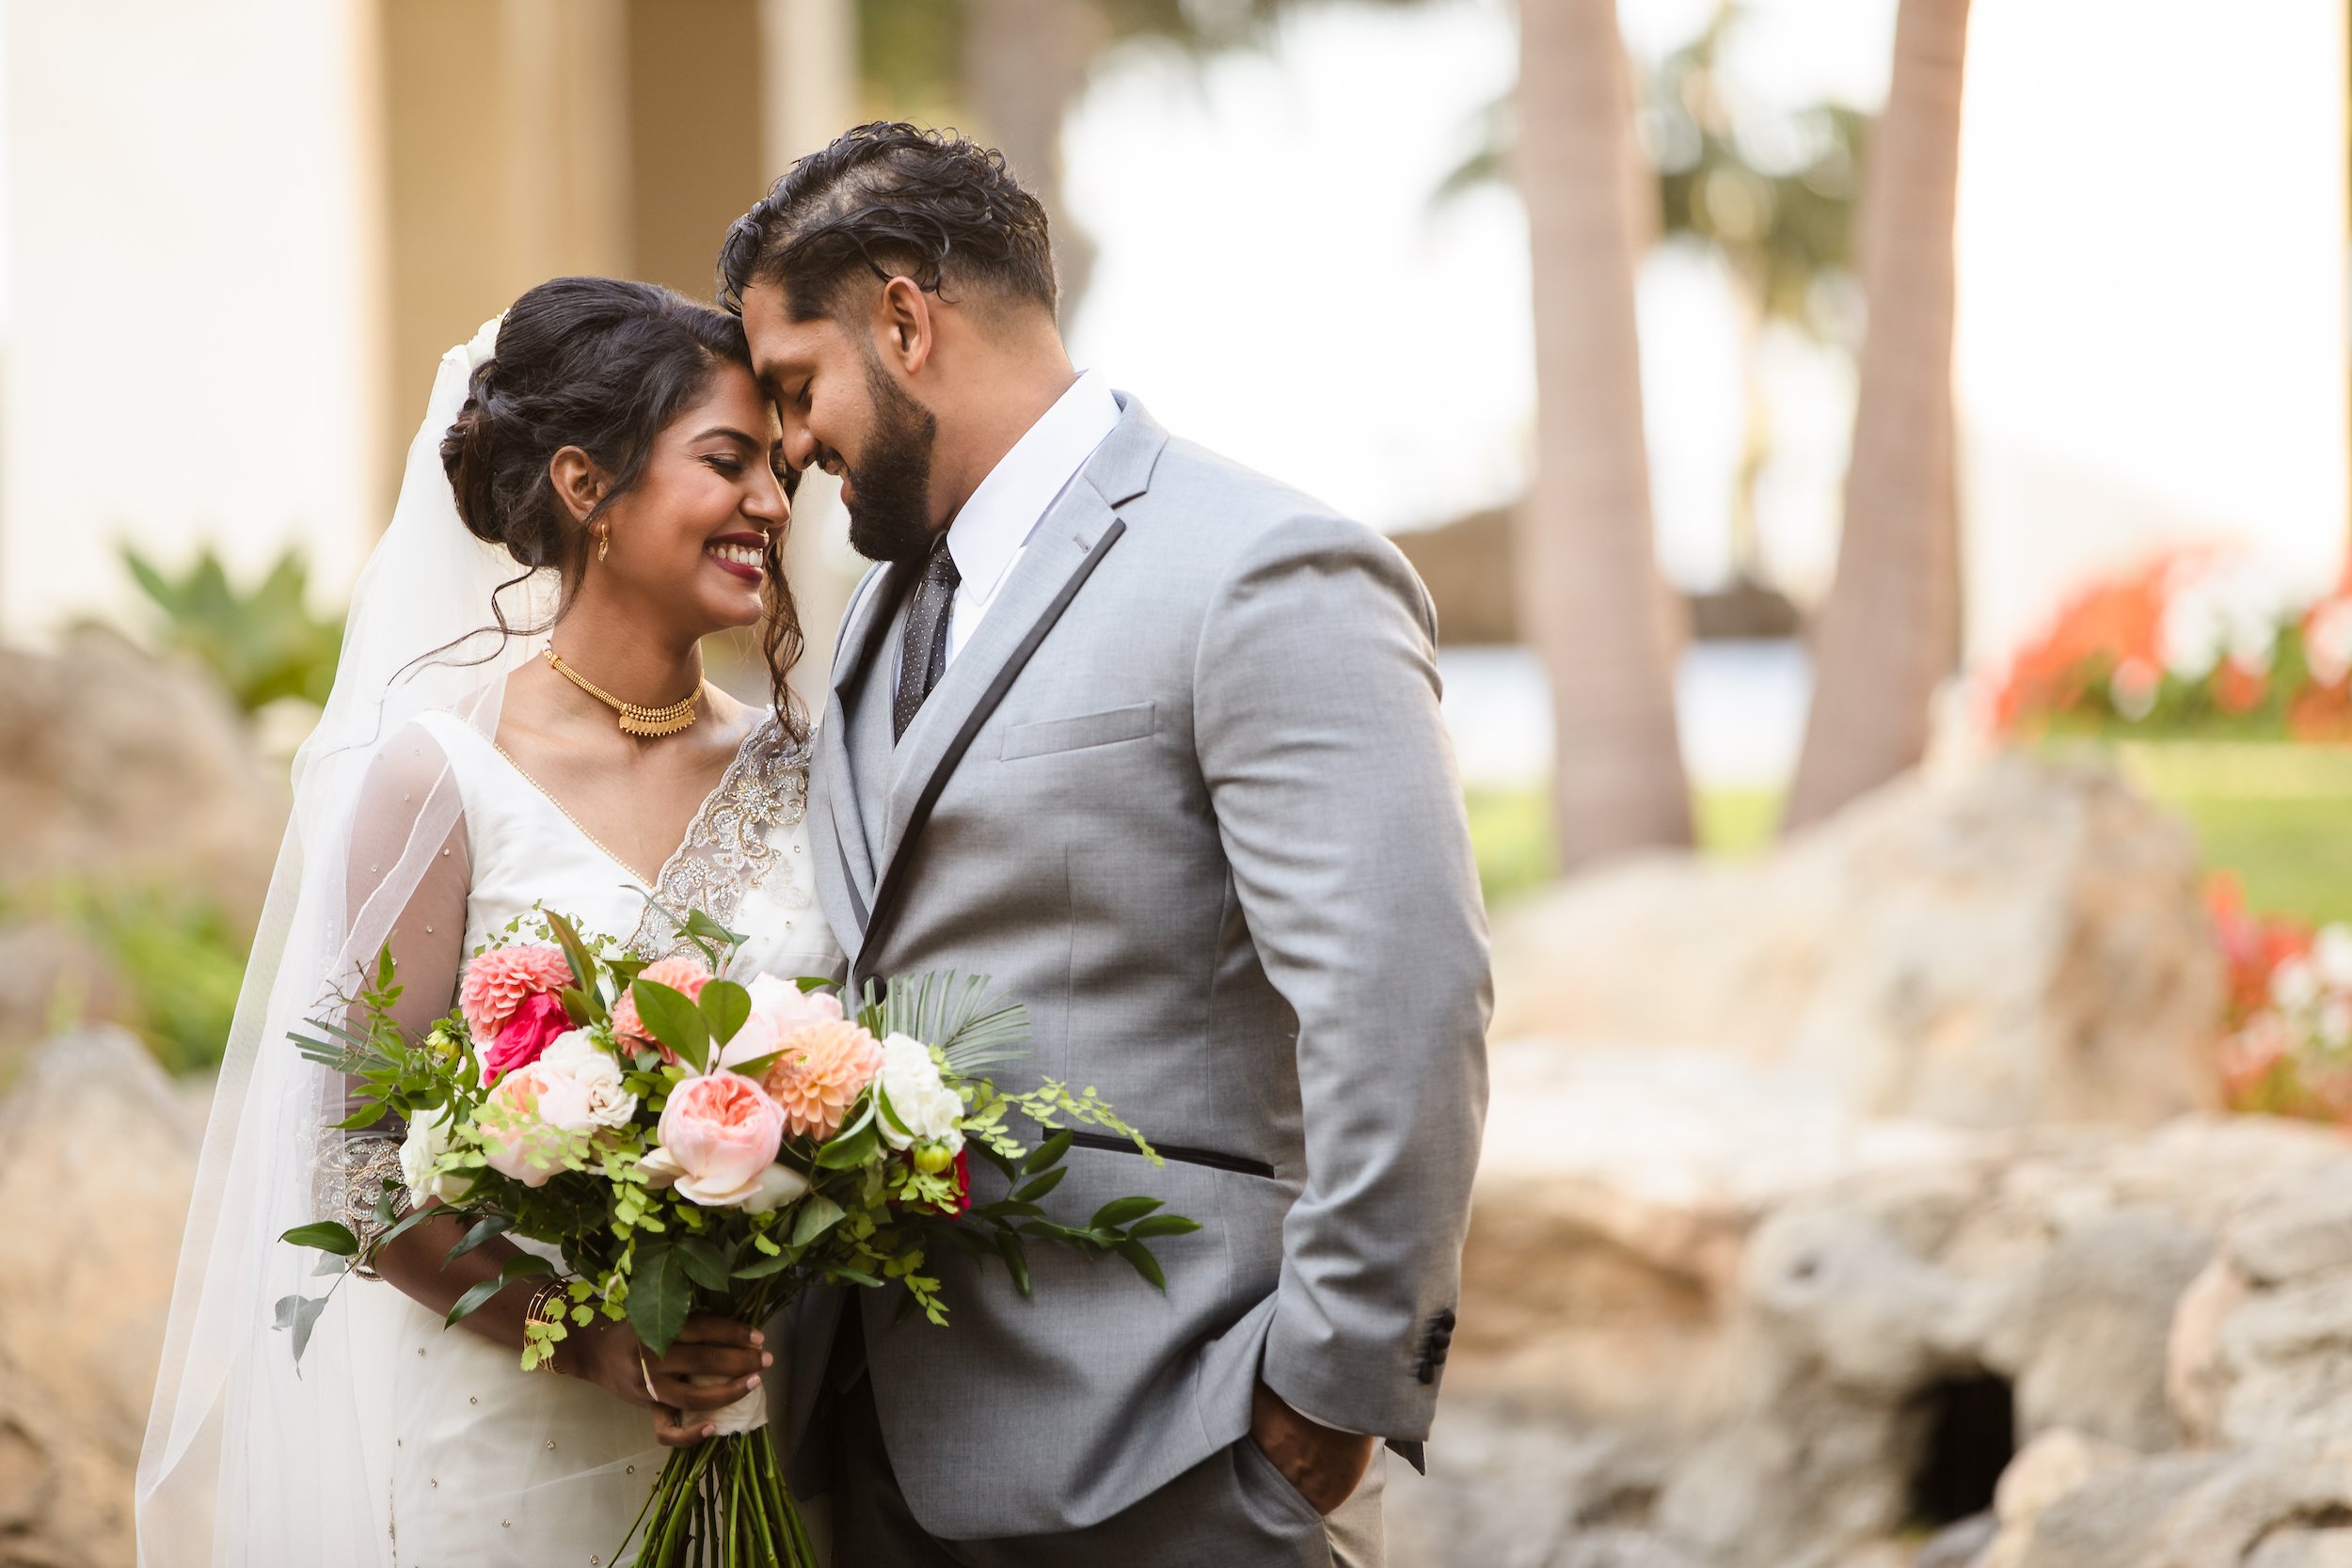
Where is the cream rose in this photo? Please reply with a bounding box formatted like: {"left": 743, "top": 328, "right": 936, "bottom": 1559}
{"left": 874, "top": 1033, "right": 964, "bottom": 1155}
{"left": 396, "top": 1105, "right": 469, "bottom": 1205}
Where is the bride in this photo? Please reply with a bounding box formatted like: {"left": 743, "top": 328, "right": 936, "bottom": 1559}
{"left": 135, "top": 277, "right": 844, "bottom": 1565}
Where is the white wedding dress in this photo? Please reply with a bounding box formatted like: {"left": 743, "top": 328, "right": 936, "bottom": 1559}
{"left": 381, "top": 708, "right": 842, "bottom": 1567}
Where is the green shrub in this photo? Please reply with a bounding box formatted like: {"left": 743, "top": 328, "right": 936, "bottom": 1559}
{"left": 121, "top": 546, "right": 343, "bottom": 713}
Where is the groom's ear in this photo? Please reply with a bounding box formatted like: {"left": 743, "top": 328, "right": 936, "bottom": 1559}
{"left": 548, "top": 445, "right": 610, "bottom": 525}
{"left": 873, "top": 277, "right": 935, "bottom": 376}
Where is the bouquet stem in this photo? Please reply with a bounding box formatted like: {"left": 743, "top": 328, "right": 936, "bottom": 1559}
{"left": 619, "top": 1431, "right": 817, "bottom": 1568}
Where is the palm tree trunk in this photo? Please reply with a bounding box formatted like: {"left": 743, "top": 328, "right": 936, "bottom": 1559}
{"left": 1516, "top": 0, "right": 1694, "bottom": 868}
{"left": 1782, "top": 0, "right": 1970, "bottom": 831}
{"left": 961, "top": 0, "right": 1105, "bottom": 316}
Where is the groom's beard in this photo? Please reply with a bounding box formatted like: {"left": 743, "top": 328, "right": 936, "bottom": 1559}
{"left": 841, "top": 356, "right": 940, "bottom": 564}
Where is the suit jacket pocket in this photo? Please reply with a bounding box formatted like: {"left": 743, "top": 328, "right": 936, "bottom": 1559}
{"left": 999, "top": 701, "right": 1158, "bottom": 761}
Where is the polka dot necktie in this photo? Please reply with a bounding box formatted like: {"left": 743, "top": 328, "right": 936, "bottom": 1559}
{"left": 893, "top": 534, "right": 962, "bottom": 742}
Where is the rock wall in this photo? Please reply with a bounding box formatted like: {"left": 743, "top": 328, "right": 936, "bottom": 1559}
{"left": 1392, "top": 1038, "right": 2352, "bottom": 1568}
{"left": 0, "top": 1031, "right": 203, "bottom": 1568}
{"left": 1486, "top": 754, "right": 2223, "bottom": 1129}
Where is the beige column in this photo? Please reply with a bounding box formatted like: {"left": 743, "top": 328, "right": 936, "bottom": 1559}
{"left": 1, "top": 0, "right": 389, "bottom": 637}
{"left": 759, "top": 0, "right": 865, "bottom": 711}
{"left": 378, "top": 0, "right": 631, "bottom": 497}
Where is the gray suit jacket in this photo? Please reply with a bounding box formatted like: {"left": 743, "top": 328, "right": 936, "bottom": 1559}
{"left": 793, "top": 395, "right": 1490, "bottom": 1540}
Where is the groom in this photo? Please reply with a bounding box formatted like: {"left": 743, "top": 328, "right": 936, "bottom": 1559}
{"left": 721, "top": 122, "right": 1489, "bottom": 1566}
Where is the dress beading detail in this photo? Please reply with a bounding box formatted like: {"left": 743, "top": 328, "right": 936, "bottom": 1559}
{"left": 628, "top": 718, "right": 811, "bottom": 958}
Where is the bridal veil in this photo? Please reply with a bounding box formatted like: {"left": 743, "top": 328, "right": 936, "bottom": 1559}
{"left": 135, "top": 319, "right": 554, "bottom": 1564}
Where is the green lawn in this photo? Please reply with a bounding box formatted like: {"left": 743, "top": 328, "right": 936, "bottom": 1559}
{"left": 1466, "top": 784, "right": 1785, "bottom": 909}
{"left": 2103, "top": 742, "right": 2352, "bottom": 927}
{"left": 1472, "top": 745, "right": 2352, "bottom": 927}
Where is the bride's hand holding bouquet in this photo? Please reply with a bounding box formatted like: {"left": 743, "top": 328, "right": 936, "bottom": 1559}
{"left": 281, "top": 905, "right": 1192, "bottom": 1567}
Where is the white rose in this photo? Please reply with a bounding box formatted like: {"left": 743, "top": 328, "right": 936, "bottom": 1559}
{"left": 637, "top": 1148, "right": 810, "bottom": 1212}
{"left": 874, "top": 1033, "right": 965, "bottom": 1154}
{"left": 532, "top": 1029, "right": 640, "bottom": 1128}
{"left": 570, "top": 1053, "right": 641, "bottom": 1130}
{"left": 540, "top": 1028, "right": 603, "bottom": 1074}
{"left": 397, "top": 1106, "right": 469, "bottom": 1204}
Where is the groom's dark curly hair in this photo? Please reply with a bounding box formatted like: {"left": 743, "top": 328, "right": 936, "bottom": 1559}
{"left": 718, "top": 122, "right": 1057, "bottom": 323}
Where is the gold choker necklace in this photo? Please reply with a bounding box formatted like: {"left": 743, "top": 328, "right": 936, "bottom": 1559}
{"left": 544, "top": 649, "right": 703, "bottom": 737}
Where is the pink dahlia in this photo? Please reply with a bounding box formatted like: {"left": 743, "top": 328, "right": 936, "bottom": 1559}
{"left": 458, "top": 944, "right": 573, "bottom": 1039}
{"left": 610, "top": 955, "right": 713, "bottom": 1048}
{"left": 761, "top": 1020, "right": 885, "bottom": 1142}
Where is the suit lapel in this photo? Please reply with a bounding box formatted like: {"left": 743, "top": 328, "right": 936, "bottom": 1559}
{"left": 852, "top": 397, "right": 1168, "bottom": 979}
{"left": 880, "top": 485, "right": 1115, "bottom": 849}
{"left": 812, "top": 562, "right": 909, "bottom": 939}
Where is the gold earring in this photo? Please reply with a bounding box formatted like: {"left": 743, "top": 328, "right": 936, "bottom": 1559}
{"left": 596, "top": 522, "right": 611, "bottom": 562}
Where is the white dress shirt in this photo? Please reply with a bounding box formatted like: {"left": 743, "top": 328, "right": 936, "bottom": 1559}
{"left": 897, "top": 369, "right": 1121, "bottom": 692}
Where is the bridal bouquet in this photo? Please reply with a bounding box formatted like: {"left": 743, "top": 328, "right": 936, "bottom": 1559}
{"left": 280, "top": 905, "right": 1191, "bottom": 1568}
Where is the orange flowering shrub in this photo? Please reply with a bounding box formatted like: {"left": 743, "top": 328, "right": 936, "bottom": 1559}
{"left": 1989, "top": 552, "right": 2352, "bottom": 741}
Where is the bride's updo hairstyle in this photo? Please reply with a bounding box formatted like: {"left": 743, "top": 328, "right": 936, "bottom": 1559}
{"left": 438, "top": 276, "right": 805, "bottom": 735}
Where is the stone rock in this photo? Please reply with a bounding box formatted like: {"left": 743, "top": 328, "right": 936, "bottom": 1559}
{"left": 2169, "top": 1157, "right": 2352, "bottom": 1449}
{"left": 1487, "top": 754, "right": 2222, "bottom": 1129}
{"left": 1999, "top": 1442, "right": 2352, "bottom": 1568}
{"left": 1418, "top": 1041, "right": 2352, "bottom": 1568}
{"left": 0, "top": 627, "right": 284, "bottom": 926}
{"left": 0, "top": 1030, "right": 205, "bottom": 1568}
{"left": 2248, "top": 1533, "right": 2352, "bottom": 1568}
{"left": 1972, "top": 1428, "right": 2138, "bottom": 1568}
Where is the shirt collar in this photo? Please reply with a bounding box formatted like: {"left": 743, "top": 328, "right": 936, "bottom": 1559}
{"left": 945, "top": 369, "right": 1121, "bottom": 611}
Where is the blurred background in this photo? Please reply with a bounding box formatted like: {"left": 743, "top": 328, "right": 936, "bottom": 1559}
{"left": 3, "top": 2, "right": 2350, "bottom": 1566}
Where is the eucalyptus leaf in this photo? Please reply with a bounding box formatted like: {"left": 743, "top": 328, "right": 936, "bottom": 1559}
{"left": 814, "top": 1121, "right": 879, "bottom": 1171}
{"left": 445, "top": 1253, "right": 553, "bottom": 1329}
{"left": 1012, "top": 1166, "right": 1068, "bottom": 1205}
{"left": 677, "top": 1237, "right": 732, "bottom": 1291}
{"left": 1124, "top": 1213, "right": 1203, "bottom": 1241}
{"left": 445, "top": 1213, "right": 514, "bottom": 1263}
{"left": 698, "top": 980, "right": 751, "bottom": 1047}
{"left": 1023, "top": 1132, "right": 1073, "bottom": 1175}
{"left": 1089, "top": 1196, "right": 1164, "bottom": 1232}
{"left": 1115, "top": 1240, "right": 1168, "bottom": 1291}
{"left": 281, "top": 1221, "right": 359, "bottom": 1257}
{"left": 791, "top": 1194, "right": 846, "bottom": 1248}
{"left": 994, "top": 1229, "right": 1033, "bottom": 1297}
{"left": 733, "top": 1249, "right": 795, "bottom": 1280}
{"left": 630, "top": 980, "right": 709, "bottom": 1072}
{"left": 290, "top": 1291, "right": 330, "bottom": 1366}
{"left": 874, "top": 1084, "right": 913, "bottom": 1140}
{"left": 545, "top": 911, "right": 600, "bottom": 995}
{"left": 628, "top": 1246, "right": 691, "bottom": 1354}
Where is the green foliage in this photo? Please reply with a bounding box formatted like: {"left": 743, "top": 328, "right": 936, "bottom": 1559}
{"left": 855, "top": 971, "right": 1031, "bottom": 1072}
{"left": 16, "top": 880, "right": 251, "bottom": 1075}
{"left": 120, "top": 546, "right": 343, "bottom": 714}
{"left": 1645, "top": 8, "right": 1866, "bottom": 338}
{"left": 1438, "top": 3, "right": 1866, "bottom": 344}
{"left": 2096, "top": 741, "right": 2352, "bottom": 927}
{"left": 1465, "top": 786, "right": 1554, "bottom": 906}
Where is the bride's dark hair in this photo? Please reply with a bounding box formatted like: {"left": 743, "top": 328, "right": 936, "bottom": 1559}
{"left": 438, "top": 276, "right": 806, "bottom": 739}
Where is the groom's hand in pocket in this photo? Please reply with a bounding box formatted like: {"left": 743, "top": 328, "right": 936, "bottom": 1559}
{"left": 1248, "top": 1381, "right": 1376, "bottom": 1515}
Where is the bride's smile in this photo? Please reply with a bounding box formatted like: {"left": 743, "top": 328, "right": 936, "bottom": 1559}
{"left": 707, "top": 532, "right": 770, "bottom": 581}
